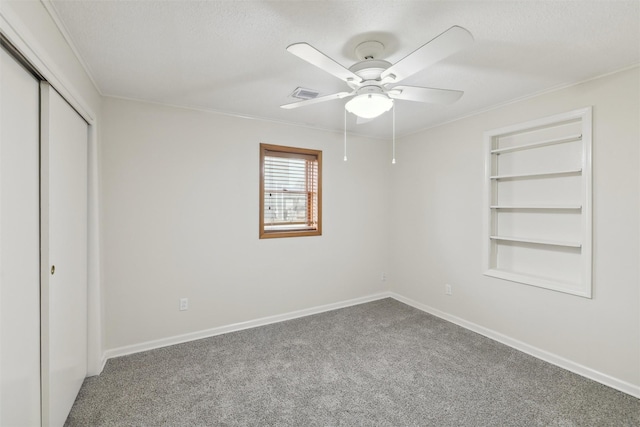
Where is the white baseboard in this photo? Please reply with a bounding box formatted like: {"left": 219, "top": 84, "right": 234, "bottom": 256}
{"left": 389, "top": 292, "right": 640, "bottom": 399}
{"left": 88, "top": 355, "right": 108, "bottom": 377}
{"left": 101, "top": 290, "right": 638, "bottom": 399}
{"left": 103, "top": 292, "right": 391, "bottom": 361}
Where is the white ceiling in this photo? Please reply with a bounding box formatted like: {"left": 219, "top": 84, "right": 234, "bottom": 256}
{"left": 49, "top": 0, "right": 640, "bottom": 139}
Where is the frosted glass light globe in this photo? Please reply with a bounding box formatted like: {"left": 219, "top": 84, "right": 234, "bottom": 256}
{"left": 345, "top": 93, "right": 394, "bottom": 119}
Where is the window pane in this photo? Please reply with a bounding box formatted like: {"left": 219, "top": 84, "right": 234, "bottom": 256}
{"left": 264, "top": 191, "right": 310, "bottom": 226}
{"left": 264, "top": 156, "right": 316, "bottom": 227}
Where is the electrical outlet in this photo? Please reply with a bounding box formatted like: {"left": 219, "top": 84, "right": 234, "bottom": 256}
{"left": 445, "top": 284, "right": 452, "bottom": 295}
{"left": 179, "top": 298, "right": 188, "bottom": 311}
{"left": 381, "top": 272, "right": 387, "bottom": 281}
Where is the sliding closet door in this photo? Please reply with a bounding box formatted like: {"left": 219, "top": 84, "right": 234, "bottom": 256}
{"left": 40, "top": 83, "right": 88, "bottom": 427}
{"left": 0, "top": 47, "right": 42, "bottom": 426}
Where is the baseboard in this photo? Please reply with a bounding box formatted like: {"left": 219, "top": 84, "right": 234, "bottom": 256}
{"left": 101, "top": 290, "right": 638, "bottom": 399}
{"left": 85, "top": 354, "right": 107, "bottom": 377}
{"left": 389, "top": 292, "right": 640, "bottom": 399}
{"left": 103, "top": 292, "right": 392, "bottom": 361}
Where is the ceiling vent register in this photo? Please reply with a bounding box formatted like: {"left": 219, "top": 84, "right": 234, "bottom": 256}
{"left": 290, "top": 87, "right": 320, "bottom": 100}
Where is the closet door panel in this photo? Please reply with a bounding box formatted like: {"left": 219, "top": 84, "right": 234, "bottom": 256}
{"left": 40, "top": 83, "right": 88, "bottom": 427}
{"left": 0, "top": 47, "right": 41, "bottom": 426}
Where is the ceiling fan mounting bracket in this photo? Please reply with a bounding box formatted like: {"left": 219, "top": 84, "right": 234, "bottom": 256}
{"left": 355, "top": 40, "right": 385, "bottom": 61}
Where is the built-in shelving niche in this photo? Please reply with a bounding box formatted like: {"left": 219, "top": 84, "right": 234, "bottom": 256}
{"left": 483, "top": 107, "right": 592, "bottom": 297}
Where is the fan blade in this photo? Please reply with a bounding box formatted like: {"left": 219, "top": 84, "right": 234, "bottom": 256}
{"left": 381, "top": 26, "right": 473, "bottom": 82}
{"left": 281, "top": 91, "right": 353, "bottom": 109}
{"left": 287, "top": 43, "right": 362, "bottom": 83}
{"left": 388, "top": 85, "right": 463, "bottom": 104}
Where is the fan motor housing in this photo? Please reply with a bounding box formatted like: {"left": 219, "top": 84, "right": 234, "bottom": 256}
{"left": 347, "top": 59, "right": 392, "bottom": 89}
{"left": 356, "top": 84, "right": 385, "bottom": 95}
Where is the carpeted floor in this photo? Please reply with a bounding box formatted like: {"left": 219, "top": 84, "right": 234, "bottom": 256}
{"left": 66, "top": 298, "right": 639, "bottom": 426}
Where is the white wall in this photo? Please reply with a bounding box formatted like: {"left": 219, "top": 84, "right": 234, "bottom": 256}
{"left": 101, "top": 98, "right": 392, "bottom": 350}
{"left": 390, "top": 67, "right": 640, "bottom": 389}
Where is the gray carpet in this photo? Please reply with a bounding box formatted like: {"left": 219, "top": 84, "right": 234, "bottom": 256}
{"left": 66, "top": 298, "right": 639, "bottom": 426}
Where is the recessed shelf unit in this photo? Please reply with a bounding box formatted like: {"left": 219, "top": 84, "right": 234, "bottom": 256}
{"left": 483, "top": 107, "right": 592, "bottom": 297}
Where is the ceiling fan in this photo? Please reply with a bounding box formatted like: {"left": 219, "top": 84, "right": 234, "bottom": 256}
{"left": 281, "top": 26, "right": 474, "bottom": 120}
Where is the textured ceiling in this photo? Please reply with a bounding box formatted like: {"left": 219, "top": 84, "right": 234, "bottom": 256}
{"left": 49, "top": 0, "right": 640, "bottom": 139}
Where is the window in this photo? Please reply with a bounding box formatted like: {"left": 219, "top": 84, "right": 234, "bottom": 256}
{"left": 259, "top": 143, "right": 322, "bottom": 239}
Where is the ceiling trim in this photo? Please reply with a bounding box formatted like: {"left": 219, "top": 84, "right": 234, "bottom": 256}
{"left": 41, "top": 0, "right": 103, "bottom": 96}
{"left": 401, "top": 63, "right": 640, "bottom": 140}
{"left": 104, "top": 62, "right": 640, "bottom": 144}
{"left": 104, "top": 93, "right": 394, "bottom": 141}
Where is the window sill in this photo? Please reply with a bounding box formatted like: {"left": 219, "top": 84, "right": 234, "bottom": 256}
{"left": 259, "top": 229, "right": 321, "bottom": 239}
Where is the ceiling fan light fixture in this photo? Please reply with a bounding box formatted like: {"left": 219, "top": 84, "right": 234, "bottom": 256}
{"left": 345, "top": 93, "right": 394, "bottom": 119}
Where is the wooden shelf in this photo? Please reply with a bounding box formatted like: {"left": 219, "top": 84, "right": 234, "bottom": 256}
{"left": 490, "top": 204, "right": 582, "bottom": 210}
{"left": 490, "top": 168, "right": 582, "bottom": 180}
{"left": 490, "top": 235, "right": 582, "bottom": 248}
{"left": 484, "top": 269, "right": 587, "bottom": 297}
{"left": 491, "top": 134, "right": 582, "bottom": 154}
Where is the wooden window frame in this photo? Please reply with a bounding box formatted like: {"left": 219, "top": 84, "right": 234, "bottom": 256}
{"left": 259, "top": 143, "right": 322, "bottom": 239}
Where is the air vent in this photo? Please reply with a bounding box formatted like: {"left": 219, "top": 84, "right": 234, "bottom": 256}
{"left": 290, "top": 87, "right": 320, "bottom": 100}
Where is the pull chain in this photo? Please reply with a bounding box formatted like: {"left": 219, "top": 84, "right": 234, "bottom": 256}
{"left": 392, "top": 104, "right": 396, "bottom": 164}
{"left": 343, "top": 108, "right": 348, "bottom": 162}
